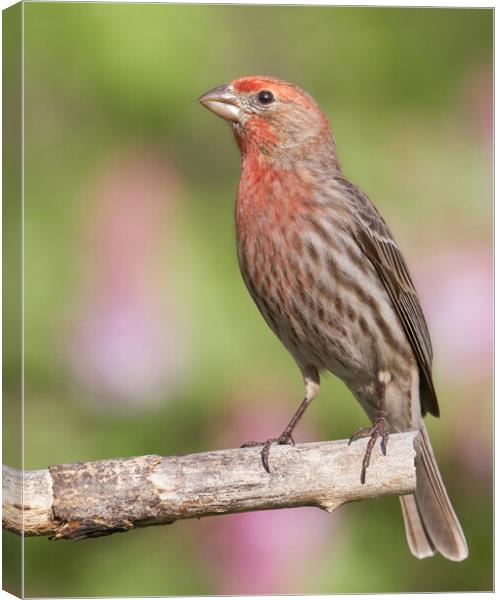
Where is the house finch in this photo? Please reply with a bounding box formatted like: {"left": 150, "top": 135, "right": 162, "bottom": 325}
{"left": 199, "top": 76, "right": 468, "bottom": 561}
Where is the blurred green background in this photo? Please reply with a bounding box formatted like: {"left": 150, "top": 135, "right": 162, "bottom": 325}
{"left": 4, "top": 3, "right": 492, "bottom": 595}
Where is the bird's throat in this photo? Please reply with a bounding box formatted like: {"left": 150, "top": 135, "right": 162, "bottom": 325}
{"left": 235, "top": 156, "right": 315, "bottom": 241}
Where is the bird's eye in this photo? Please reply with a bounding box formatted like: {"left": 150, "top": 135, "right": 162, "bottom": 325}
{"left": 257, "top": 90, "right": 274, "bottom": 105}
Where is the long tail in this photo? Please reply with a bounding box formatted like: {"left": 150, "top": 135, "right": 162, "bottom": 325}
{"left": 399, "top": 423, "right": 468, "bottom": 561}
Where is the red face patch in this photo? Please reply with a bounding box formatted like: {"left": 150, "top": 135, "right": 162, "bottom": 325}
{"left": 232, "top": 76, "right": 278, "bottom": 93}
{"left": 232, "top": 76, "right": 316, "bottom": 110}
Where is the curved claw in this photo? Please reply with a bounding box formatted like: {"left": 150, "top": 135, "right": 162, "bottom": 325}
{"left": 380, "top": 431, "right": 389, "bottom": 456}
{"left": 349, "top": 416, "right": 389, "bottom": 484}
{"left": 261, "top": 439, "right": 274, "bottom": 473}
{"left": 242, "top": 432, "right": 296, "bottom": 473}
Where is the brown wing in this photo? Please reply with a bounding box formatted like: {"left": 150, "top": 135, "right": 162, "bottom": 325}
{"left": 339, "top": 177, "right": 439, "bottom": 417}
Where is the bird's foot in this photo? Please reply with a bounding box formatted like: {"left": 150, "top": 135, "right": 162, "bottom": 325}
{"left": 348, "top": 416, "right": 389, "bottom": 484}
{"left": 241, "top": 431, "right": 295, "bottom": 473}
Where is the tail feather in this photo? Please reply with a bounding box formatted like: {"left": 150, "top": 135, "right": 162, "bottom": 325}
{"left": 400, "top": 424, "right": 468, "bottom": 561}
{"left": 400, "top": 495, "right": 435, "bottom": 559}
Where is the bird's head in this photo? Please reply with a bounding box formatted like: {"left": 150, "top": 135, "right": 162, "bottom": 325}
{"left": 199, "top": 76, "right": 339, "bottom": 168}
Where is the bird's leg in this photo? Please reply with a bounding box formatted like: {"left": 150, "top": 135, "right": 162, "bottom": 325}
{"left": 348, "top": 371, "right": 391, "bottom": 484}
{"left": 241, "top": 370, "right": 320, "bottom": 473}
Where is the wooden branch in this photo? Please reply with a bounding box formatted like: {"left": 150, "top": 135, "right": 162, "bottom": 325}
{"left": 3, "top": 432, "right": 417, "bottom": 540}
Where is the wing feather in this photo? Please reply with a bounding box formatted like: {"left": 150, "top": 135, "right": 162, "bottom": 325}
{"left": 338, "top": 177, "right": 439, "bottom": 417}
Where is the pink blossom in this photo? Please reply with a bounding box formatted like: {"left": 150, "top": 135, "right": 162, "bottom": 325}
{"left": 67, "top": 147, "right": 189, "bottom": 411}
{"left": 414, "top": 244, "right": 492, "bottom": 384}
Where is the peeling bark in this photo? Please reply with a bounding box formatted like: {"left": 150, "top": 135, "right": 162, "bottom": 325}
{"left": 3, "top": 433, "right": 417, "bottom": 540}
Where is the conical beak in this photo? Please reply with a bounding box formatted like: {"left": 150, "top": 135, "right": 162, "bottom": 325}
{"left": 198, "top": 83, "right": 241, "bottom": 122}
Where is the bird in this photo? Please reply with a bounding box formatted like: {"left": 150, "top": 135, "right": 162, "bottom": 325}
{"left": 199, "top": 75, "right": 468, "bottom": 561}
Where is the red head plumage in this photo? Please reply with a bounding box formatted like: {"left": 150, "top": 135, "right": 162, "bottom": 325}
{"left": 200, "top": 75, "right": 339, "bottom": 169}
